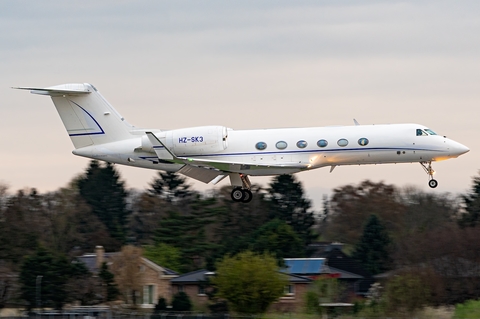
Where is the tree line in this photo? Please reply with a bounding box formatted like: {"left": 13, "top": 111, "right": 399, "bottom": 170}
{"left": 1, "top": 160, "right": 480, "bottom": 313}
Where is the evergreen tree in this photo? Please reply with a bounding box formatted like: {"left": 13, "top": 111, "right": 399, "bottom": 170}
{"left": 208, "top": 185, "right": 270, "bottom": 263}
{"left": 249, "top": 219, "right": 304, "bottom": 260}
{"left": 458, "top": 174, "right": 480, "bottom": 228}
{"left": 19, "top": 247, "right": 85, "bottom": 310}
{"left": 171, "top": 292, "right": 192, "bottom": 311}
{"left": 352, "top": 214, "right": 392, "bottom": 275}
{"left": 267, "top": 174, "right": 315, "bottom": 248}
{"left": 98, "top": 262, "right": 119, "bottom": 302}
{"left": 77, "top": 160, "right": 130, "bottom": 245}
{"left": 149, "top": 172, "right": 193, "bottom": 203}
{"left": 153, "top": 197, "right": 222, "bottom": 271}
{"left": 143, "top": 243, "right": 182, "bottom": 273}
{"left": 155, "top": 297, "right": 168, "bottom": 311}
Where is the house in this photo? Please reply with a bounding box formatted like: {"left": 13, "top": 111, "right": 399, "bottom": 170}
{"left": 308, "top": 242, "right": 374, "bottom": 297}
{"left": 170, "top": 269, "right": 312, "bottom": 312}
{"left": 78, "top": 246, "right": 178, "bottom": 308}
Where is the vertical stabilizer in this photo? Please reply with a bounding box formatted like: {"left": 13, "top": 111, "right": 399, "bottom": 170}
{"left": 16, "top": 83, "right": 134, "bottom": 149}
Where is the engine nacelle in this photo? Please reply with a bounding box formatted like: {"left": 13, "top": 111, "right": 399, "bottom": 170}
{"left": 167, "top": 126, "right": 228, "bottom": 156}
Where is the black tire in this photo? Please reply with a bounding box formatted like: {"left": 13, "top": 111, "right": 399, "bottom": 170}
{"left": 428, "top": 179, "right": 438, "bottom": 188}
{"left": 242, "top": 189, "right": 253, "bottom": 203}
{"left": 231, "top": 187, "right": 245, "bottom": 202}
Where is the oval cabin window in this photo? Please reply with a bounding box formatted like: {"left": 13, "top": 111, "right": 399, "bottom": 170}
{"left": 296, "top": 140, "right": 308, "bottom": 148}
{"left": 337, "top": 139, "right": 348, "bottom": 147}
{"left": 255, "top": 142, "right": 267, "bottom": 150}
{"left": 317, "top": 139, "right": 328, "bottom": 148}
{"left": 276, "top": 141, "right": 288, "bottom": 149}
{"left": 358, "top": 138, "right": 369, "bottom": 146}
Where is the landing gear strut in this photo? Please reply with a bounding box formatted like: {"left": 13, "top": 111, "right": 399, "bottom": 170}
{"left": 420, "top": 161, "right": 438, "bottom": 188}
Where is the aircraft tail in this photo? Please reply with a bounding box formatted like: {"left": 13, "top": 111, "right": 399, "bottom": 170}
{"left": 15, "top": 83, "right": 134, "bottom": 149}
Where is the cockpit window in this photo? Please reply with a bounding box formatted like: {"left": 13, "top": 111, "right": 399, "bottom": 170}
{"left": 424, "top": 129, "right": 437, "bottom": 135}
{"left": 416, "top": 129, "right": 428, "bottom": 136}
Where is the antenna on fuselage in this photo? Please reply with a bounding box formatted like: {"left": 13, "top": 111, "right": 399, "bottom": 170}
{"left": 353, "top": 119, "right": 360, "bottom": 126}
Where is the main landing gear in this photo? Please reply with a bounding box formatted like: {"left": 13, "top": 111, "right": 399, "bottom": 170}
{"left": 420, "top": 161, "right": 438, "bottom": 188}
{"left": 230, "top": 173, "right": 253, "bottom": 203}
{"left": 231, "top": 187, "right": 253, "bottom": 203}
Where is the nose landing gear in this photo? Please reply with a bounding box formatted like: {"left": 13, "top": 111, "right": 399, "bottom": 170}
{"left": 420, "top": 161, "right": 438, "bottom": 188}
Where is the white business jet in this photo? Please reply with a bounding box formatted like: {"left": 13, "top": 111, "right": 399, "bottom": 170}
{"left": 15, "top": 83, "right": 469, "bottom": 203}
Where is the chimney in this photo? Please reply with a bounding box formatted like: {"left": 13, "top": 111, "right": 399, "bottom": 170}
{"left": 95, "top": 245, "right": 105, "bottom": 269}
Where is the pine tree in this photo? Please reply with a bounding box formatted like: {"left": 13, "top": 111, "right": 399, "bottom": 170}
{"left": 267, "top": 174, "right": 315, "bottom": 248}
{"left": 249, "top": 219, "right": 304, "bottom": 259}
{"left": 149, "top": 171, "right": 193, "bottom": 203}
{"left": 98, "top": 262, "right": 119, "bottom": 302}
{"left": 153, "top": 198, "right": 221, "bottom": 272}
{"left": 77, "top": 160, "right": 130, "bottom": 244}
{"left": 171, "top": 292, "right": 192, "bottom": 311}
{"left": 19, "top": 247, "right": 84, "bottom": 310}
{"left": 458, "top": 174, "right": 480, "bottom": 228}
{"left": 352, "top": 214, "right": 392, "bottom": 275}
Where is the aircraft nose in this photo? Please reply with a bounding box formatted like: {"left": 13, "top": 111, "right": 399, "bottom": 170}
{"left": 450, "top": 141, "right": 470, "bottom": 157}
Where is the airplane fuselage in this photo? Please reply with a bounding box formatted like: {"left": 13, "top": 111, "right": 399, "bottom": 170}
{"left": 73, "top": 123, "right": 467, "bottom": 176}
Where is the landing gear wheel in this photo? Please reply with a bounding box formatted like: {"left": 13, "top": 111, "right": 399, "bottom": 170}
{"left": 231, "top": 187, "right": 244, "bottom": 202}
{"left": 428, "top": 179, "right": 438, "bottom": 188}
{"left": 242, "top": 189, "right": 253, "bottom": 203}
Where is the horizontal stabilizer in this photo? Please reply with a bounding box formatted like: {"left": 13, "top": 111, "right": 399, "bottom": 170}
{"left": 13, "top": 83, "right": 92, "bottom": 96}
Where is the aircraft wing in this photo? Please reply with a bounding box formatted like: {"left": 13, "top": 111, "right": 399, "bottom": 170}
{"left": 145, "top": 132, "right": 307, "bottom": 184}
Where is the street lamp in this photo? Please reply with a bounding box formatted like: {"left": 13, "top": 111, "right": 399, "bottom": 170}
{"left": 36, "top": 275, "right": 43, "bottom": 311}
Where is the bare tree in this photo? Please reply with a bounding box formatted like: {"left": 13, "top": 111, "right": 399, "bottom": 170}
{"left": 110, "top": 246, "right": 143, "bottom": 305}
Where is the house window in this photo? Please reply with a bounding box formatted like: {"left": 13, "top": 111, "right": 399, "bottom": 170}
{"left": 198, "top": 285, "right": 206, "bottom": 295}
{"left": 143, "top": 285, "right": 155, "bottom": 304}
{"left": 284, "top": 285, "right": 295, "bottom": 295}
{"left": 178, "top": 285, "right": 184, "bottom": 293}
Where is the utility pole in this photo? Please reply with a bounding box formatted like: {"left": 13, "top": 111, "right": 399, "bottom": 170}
{"left": 36, "top": 275, "right": 43, "bottom": 313}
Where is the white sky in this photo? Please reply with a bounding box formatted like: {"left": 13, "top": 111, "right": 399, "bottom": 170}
{"left": 1, "top": 1, "right": 479, "bottom": 210}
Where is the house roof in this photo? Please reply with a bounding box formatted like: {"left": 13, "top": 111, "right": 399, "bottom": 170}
{"left": 327, "top": 266, "right": 364, "bottom": 279}
{"left": 282, "top": 258, "right": 328, "bottom": 275}
{"left": 312, "top": 247, "right": 372, "bottom": 279}
{"left": 77, "top": 252, "right": 117, "bottom": 273}
{"left": 171, "top": 269, "right": 313, "bottom": 284}
{"left": 77, "top": 252, "right": 178, "bottom": 276}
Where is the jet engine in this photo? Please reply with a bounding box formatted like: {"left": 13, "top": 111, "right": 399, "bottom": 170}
{"left": 167, "top": 126, "right": 229, "bottom": 155}
{"left": 140, "top": 126, "right": 229, "bottom": 156}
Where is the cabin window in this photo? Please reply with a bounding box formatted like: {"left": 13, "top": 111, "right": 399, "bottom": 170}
{"left": 416, "top": 129, "right": 428, "bottom": 136}
{"left": 276, "top": 141, "right": 288, "bottom": 149}
{"left": 296, "top": 140, "right": 308, "bottom": 148}
{"left": 337, "top": 138, "right": 348, "bottom": 147}
{"left": 317, "top": 139, "right": 328, "bottom": 148}
{"left": 358, "top": 138, "right": 369, "bottom": 146}
{"left": 255, "top": 142, "right": 267, "bottom": 150}
{"left": 425, "top": 129, "right": 437, "bottom": 135}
